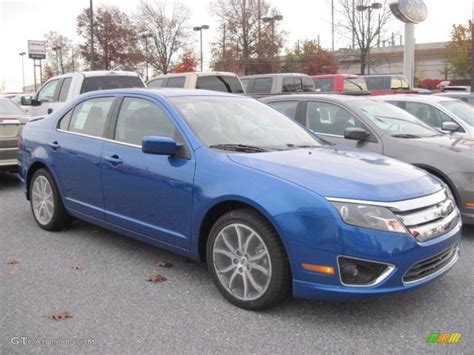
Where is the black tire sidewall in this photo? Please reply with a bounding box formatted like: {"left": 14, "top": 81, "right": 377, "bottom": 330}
{"left": 206, "top": 208, "right": 290, "bottom": 310}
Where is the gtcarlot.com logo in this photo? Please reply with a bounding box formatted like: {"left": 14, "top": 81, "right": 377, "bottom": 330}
{"left": 10, "top": 336, "right": 95, "bottom": 346}
{"left": 426, "top": 333, "right": 462, "bottom": 344}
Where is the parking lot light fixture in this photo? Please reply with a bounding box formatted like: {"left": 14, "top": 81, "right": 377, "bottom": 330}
{"left": 356, "top": 2, "right": 383, "bottom": 74}
{"left": 19, "top": 52, "right": 26, "bottom": 92}
{"left": 261, "top": 15, "right": 283, "bottom": 72}
{"left": 193, "top": 25, "right": 210, "bottom": 72}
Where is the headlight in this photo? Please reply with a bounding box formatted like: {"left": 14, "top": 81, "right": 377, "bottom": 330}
{"left": 332, "top": 202, "right": 408, "bottom": 233}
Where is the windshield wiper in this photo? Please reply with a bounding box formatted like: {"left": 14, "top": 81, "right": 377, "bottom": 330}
{"left": 286, "top": 144, "right": 320, "bottom": 148}
{"left": 209, "top": 144, "right": 271, "bottom": 152}
{"left": 391, "top": 134, "right": 422, "bottom": 139}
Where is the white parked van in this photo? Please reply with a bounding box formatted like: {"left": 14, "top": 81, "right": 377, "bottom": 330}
{"left": 147, "top": 72, "right": 245, "bottom": 93}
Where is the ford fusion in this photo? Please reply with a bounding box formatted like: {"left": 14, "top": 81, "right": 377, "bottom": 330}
{"left": 18, "top": 89, "right": 462, "bottom": 309}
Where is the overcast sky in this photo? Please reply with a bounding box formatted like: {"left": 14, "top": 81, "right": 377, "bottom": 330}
{"left": 0, "top": 0, "right": 472, "bottom": 92}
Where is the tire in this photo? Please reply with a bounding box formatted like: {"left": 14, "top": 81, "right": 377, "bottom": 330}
{"left": 207, "top": 208, "right": 291, "bottom": 310}
{"left": 29, "top": 168, "right": 71, "bottom": 231}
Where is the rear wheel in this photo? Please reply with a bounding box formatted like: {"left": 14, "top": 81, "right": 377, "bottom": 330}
{"left": 30, "top": 168, "right": 71, "bottom": 231}
{"left": 207, "top": 208, "right": 291, "bottom": 310}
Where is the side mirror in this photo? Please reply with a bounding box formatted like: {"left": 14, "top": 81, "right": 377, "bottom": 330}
{"left": 47, "top": 108, "right": 53, "bottom": 114}
{"left": 21, "top": 96, "right": 32, "bottom": 106}
{"left": 441, "top": 121, "right": 459, "bottom": 132}
{"left": 344, "top": 127, "right": 370, "bottom": 141}
{"left": 31, "top": 98, "right": 41, "bottom": 106}
{"left": 142, "top": 136, "right": 182, "bottom": 156}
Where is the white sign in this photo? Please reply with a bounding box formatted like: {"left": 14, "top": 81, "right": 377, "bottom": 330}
{"left": 389, "top": 0, "right": 428, "bottom": 24}
{"left": 28, "top": 40, "right": 46, "bottom": 60}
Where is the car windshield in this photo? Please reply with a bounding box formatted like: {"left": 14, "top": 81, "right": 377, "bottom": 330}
{"left": 0, "top": 98, "right": 25, "bottom": 116}
{"left": 439, "top": 100, "right": 474, "bottom": 126}
{"left": 353, "top": 100, "right": 439, "bottom": 138}
{"left": 170, "top": 96, "right": 322, "bottom": 151}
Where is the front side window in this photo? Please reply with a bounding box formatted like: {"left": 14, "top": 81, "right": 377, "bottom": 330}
{"left": 115, "top": 97, "right": 177, "bottom": 146}
{"left": 196, "top": 76, "right": 244, "bottom": 93}
{"left": 37, "top": 80, "right": 59, "bottom": 103}
{"left": 58, "top": 110, "right": 73, "bottom": 130}
{"left": 301, "top": 77, "right": 316, "bottom": 92}
{"left": 268, "top": 101, "right": 298, "bottom": 120}
{"left": 439, "top": 100, "right": 474, "bottom": 126}
{"left": 404, "top": 102, "right": 455, "bottom": 129}
{"left": 306, "top": 101, "right": 361, "bottom": 135}
{"left": 166, "top": 77, "right": 186, "bottom": 88}
{"left": 313, "top": 78, "right": 334, "bottom": 92}
{"left": 69, "top": 97, "right": 114, "bottom": 138}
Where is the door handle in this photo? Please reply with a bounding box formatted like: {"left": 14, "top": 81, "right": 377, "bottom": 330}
{"left": 48, "top": 141, "right": 60, "bottom": 150}
{"left": 104, "top": 154, "right": 123, "bottom": 165}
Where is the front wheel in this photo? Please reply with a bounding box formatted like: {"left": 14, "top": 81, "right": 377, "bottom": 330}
{"left": 30, "top": 168, "right": 71, "bottom": 231}
{"left": 207, "top": 209, "right": 291, "bottom": 310}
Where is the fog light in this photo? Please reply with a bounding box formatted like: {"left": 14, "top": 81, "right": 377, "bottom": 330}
{"left": 338, "top": 257, "right": 393, "bottom": 286}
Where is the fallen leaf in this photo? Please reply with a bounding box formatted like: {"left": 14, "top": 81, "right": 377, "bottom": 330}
{"left": 71, "top": 265, "right": 83, "bottom": 271}
{"left": 6, "top": 269, "right": 16, "bottom": 276}
{"left": 147, "top": 274, "right": 167, "bottom": 283}
{"left": 48, "top": 311, "right": 72, "bottom": 321}
{"left": 6, "top": 259, "right": 19, "bottom": 265}
{"left": 153, "top": 261, "right": 173, "bottom": 268}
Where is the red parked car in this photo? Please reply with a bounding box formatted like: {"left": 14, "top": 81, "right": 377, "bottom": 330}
{"left": 311, "top": 74, "right": 368, "bottom": 94}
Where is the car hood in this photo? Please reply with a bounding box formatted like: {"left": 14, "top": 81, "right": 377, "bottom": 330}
{"left": 228, "top": 146, "right": 442, "bottom": 202}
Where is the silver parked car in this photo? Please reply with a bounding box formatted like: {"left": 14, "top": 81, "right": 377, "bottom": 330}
{"left": 0, "top": 98, "right": 30, "bottom": 172}
{"left": 376, "top": 94, "right": 474, "bottom": 139}
{"left": 261, "top": 94, "right": 474, "bottom": 225}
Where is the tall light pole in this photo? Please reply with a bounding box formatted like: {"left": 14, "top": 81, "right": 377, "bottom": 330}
{"left": 19, "top": 52, "right": 26, "bottom": 93}
{"left": 331, "top": 0, "right": 335, "bottom": 52}
{"left": 52, "top": 46, "right": 63, "bottom": 74}
{"left": 262, "top": 15, "right": 283, "bottom": 73}
{"left": 356, "top": 2, "right": 382, "bottom": 75}
{"left": 90, "top": 0, "right": 94, "bottom": 70}
{"left": 193, "top": 25, "right": 209, "bottom": 72}
{"left": 141, "top": 33, "right": 153, "bottom": 81}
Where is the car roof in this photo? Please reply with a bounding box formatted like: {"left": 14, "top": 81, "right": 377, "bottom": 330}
{"left": 240, "top": 73, "right": 311, "bottom": 79}
{"left": 148, "top": 71, "right": 238, "bottom": 81}
{"left": 79, "top": 88, "right": 240, "bottom": 99}
{"left": 260, "top": 94, "right": 371, "bottom": 103}
{"left": 311, "top": 74, "right": 360, "bottom": 78}
{"left": 375, "top": 94, "right": 458, "bottom": 103}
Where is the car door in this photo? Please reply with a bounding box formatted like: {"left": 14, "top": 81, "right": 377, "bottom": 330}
{"left": 30, "top": 79, "right": 63, "bottom": 116}
{"left": 302, "top": 100, "right": 383, "bottom": 154}
{"left": 101, "top": 96, "right": 195, "bottom": 249}
{"left": 51, "top": 96, "right": 116, "bottom": 219}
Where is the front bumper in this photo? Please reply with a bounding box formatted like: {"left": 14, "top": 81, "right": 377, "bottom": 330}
{"left": 274, "top": 212, "right": 462, "bottom": 301}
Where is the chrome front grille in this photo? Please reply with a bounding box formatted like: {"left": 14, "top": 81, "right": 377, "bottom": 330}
{"left": 391, "top": 189, "right": 460, "bottom": 242}
{"left": 403, "top": 244, "right": 458, "bottom": 283}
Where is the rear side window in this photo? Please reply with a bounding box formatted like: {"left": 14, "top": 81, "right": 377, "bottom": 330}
{"left": 268, "top": 101, "right": 298, "bottom": 120}
{"left": 58, "top": 110, "right": 73, "bottom": 130}
{"left": 282, "top": 77, "right": 297, "bottom": 92}
{"left": 147, "top": 78, "right": 166, "bottom": 88}
{"left": 240, "top": 78, "right": 251, "bottom": 91}
{"left": 81, "top": 76, "right": 144, "bottom": 93}
{"left": 68, "top": 97, "right": 114, "bottom": 138}
{"left": 114, "top": 97, "right": 177, "bottom": 146}
{"left": 196, "top": 76, "right": 244, "bottom": 93}
{"left": 251, "top": 78, "right": 273, "bottom": 94}
{"left": 166, "top": 77, "right": 186, "bottom": 88}
{"left": 313, "top": 79, "right": 334, "bottom": 92}
{"left": 58, "top": 77, "right": 72, "bottom": 102}
{"left": 282, "top": 77, "right": 315, "bottom": 93}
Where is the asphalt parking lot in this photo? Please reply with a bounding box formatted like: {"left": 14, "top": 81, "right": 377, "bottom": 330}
{"left": 1, "top": 172, "right": 473, "bottom": 354}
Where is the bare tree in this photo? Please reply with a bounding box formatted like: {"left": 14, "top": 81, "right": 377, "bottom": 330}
{"left": 44, "top": 31, "right": 74, "bottom": 74}
{"left": 135, "top": 0, "right": 190, "bottom": 75}
{"left": 336, "top": 0, "right": 392, "bottom": 74}
{"left": 210, "top": 0, "right": 285, "bottom": 75}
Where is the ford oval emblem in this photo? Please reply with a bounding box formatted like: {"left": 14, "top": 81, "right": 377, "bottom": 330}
{"left": 389, "top": 0, "right": 428, "bottom": 24}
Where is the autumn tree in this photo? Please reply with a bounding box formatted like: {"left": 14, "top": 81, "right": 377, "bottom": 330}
{"left": 43, "top": 31, "right": 75, "bottom": 74}
{"left": 135, "top": 0, "right": 190, "bottom": 75}
{"left": 42, "top": 64, "right": 55, "bottom": 82}
{"left": 336, "top": 0, "right": 392, "bottom": 74}
{"left": 210, "top": 0, "right": 285, "bottom": 75}
{"left": 446, "top": 21, "right": 472, "bottom": 79}
{"left": 172, "top": 51, "right": 198, "bottom": 73}
{"left": 283, "top": 40, "right": 337, "bottom": 75}
{"left": 77, "top": 5, "right": 143, "bottom": 70}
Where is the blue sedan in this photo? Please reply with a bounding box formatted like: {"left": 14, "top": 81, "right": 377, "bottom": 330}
{"left": 18, "top": 89, "right": 462, "bottom": 309}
